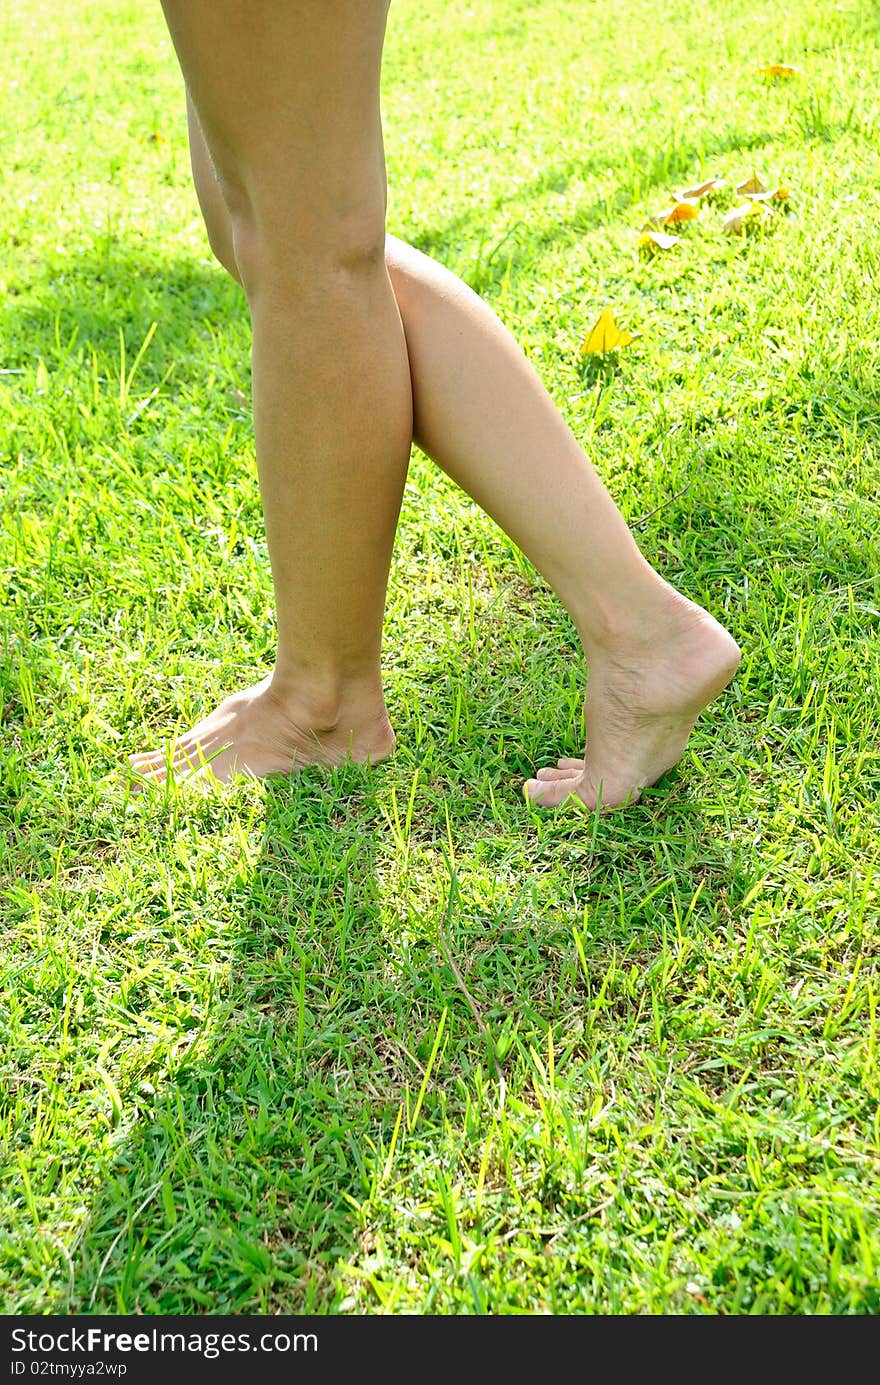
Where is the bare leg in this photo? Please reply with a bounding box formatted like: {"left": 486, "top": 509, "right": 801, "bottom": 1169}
{"left": 385, "top": 239, "right": 741, "bottom": 809}
{"left": 131, "top": 1, "right": 411, "bottom": 785}
{"left": 182, "top": 91, "right": 740, "bottom": 810}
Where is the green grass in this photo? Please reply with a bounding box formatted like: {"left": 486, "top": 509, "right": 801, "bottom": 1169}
{"left": 2, "top": 0, "right": 879, "bottom": 1315}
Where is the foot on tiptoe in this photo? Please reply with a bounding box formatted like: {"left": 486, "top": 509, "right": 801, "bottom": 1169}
{"left": 524, "top": 596, "right": 741, "bottom": 812}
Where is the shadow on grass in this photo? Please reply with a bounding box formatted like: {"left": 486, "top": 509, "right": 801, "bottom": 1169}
{"left": 2, "top": 239, "right": 247, "bottom": 374}
{"left": 58, "top": 664, "right": 758, "bottom": 1313}
{"left": 406, "top": 123, "right": 779, "bottom": 293}
{"left": 65, "top": 772, "right": 395, "bottom": 1312}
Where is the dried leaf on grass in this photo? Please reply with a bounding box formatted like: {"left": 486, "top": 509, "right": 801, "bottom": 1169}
{"left": 745, "top": 185, "right": 790, "bottom": 203}
{"left": 638, "top": 229, "right": 679, "bottom": 254}
{"left": 757, "top": 62, "right": 801, "bottom": 78}
{"left": 723, "top": 201, "right": 772, "bottom": 235}
{"left": 736, "top": 174, "right": 767, "bottom": 195}
{"left": 672, "top": 177, "right": 725, "bottom": 201}
{"left": 643, "top": 198, "right": 699, "bottom": 229}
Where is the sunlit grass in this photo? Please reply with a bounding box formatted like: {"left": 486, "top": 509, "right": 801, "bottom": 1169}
{"left": 1, "top": 0, "right": 879, "bottom": 1314}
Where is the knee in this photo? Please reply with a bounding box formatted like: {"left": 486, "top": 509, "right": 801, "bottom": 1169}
{"left": 225, "top": 184, "right": 388, "bottom": 301}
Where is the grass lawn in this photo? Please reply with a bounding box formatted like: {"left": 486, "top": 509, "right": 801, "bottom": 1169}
{"left": 2, "top": 0, "right": 880, "bottom": 1315}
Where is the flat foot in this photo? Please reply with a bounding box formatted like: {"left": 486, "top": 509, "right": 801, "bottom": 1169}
{"left": 128, "top": 675, "right": 395, "bottom": 789}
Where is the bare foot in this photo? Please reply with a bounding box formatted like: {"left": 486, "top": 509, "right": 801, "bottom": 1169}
{"left": 128, "top": 675, "right": 395, "bottom": 788}
{"left": 524, "top": 596, "right": 741, "bottom": 811}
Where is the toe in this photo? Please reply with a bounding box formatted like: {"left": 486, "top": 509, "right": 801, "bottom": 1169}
{"left": 523, "top": 774, "right": 582, "bottom": 807}
{"left": 557, "top": 757, "right": 585, "bottom": 770}
{"left": 126, "top": 762, "right": 165, "bottom": 789}
{"left": 169, "top": 745, "right": 199, "bottom": 771}
{"left": 128, "top": 750, "right": 155, "bottom": 767}
{"left": 128, "top": 752, "right": 161, "bottom": 775}
{"left": 129, "top": 748, "right": 169, "bottom": 771}
{"left": 536, "top": 766, "right": 580, "bottom": 781}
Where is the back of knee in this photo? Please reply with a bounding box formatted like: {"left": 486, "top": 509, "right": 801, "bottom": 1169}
{"left": 204, "top": 219, "right": 242, "bottom": 284}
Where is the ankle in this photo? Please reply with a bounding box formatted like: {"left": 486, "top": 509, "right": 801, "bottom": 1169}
{"left": 267, "top": 664, "right": 386, "bottom": 733}
{"left": 574, "top": 569, "right": 694, "bottom": 660}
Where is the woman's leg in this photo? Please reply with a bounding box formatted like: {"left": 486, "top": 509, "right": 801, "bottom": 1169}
{"left": 131, "top": 0, "right": 411, "bottom": 785}
{"left": 384, "top": 240, "right": 741, "bottom": 810}
{"left": 183, "top": 86, "right": 740, "bottom": 811}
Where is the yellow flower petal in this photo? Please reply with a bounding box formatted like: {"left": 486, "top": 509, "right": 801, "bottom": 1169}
{"left": 579, "top": 307, "right": 634, "bottom": 355}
